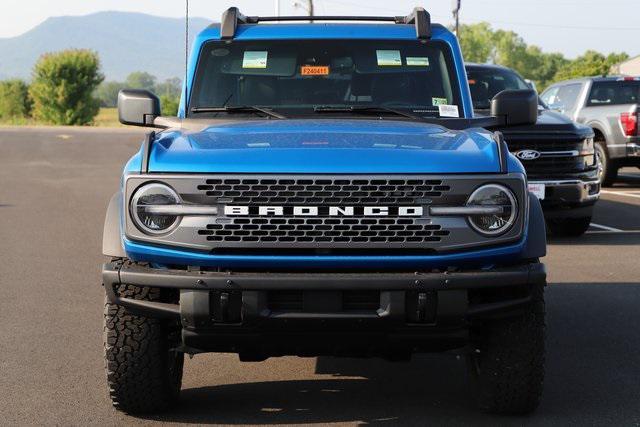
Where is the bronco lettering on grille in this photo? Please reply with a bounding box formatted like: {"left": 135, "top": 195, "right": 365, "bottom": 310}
{"left": 224, "top": 206, "right": 424, "bottom": 216}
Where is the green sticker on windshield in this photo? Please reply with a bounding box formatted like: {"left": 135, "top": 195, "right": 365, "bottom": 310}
{"left": 376, "top": 50, "right": 402, "bottom": 66}
{"left": 432, "top": 97, "right": 448, "bottom": 106}
{"left": 242, "top": 51, "right": 268, "bottom": 69}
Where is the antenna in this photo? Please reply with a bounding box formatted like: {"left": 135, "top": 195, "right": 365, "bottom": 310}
{"left": 184, "top": 0, "right": 189, "bottom": 117}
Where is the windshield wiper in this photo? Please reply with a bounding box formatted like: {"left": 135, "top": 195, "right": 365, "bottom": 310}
{"left": 313, "top": 105, "right": 423, "bottom": 120}
{"left": 191, "top": 106, "right": 286, "bottom": 119}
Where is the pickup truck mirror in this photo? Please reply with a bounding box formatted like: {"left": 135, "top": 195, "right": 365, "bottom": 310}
{"left": 490, "top": 89, "right": 538, "bottom": 126}
{"left": 118, "top": 89, "right": 161, "bottom": 127}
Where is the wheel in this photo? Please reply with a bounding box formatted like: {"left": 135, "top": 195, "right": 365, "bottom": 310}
{"left": 547, "top": 216, "right": 592, "bottom": 237}
{"left": 468, "top": 281, "right": 545, "bottom": 415}
{"left": 104, "top": 284, "right": 183, "bottom": 414}
{"left": 595, "top": 141, "right": 617, "bottom": 187}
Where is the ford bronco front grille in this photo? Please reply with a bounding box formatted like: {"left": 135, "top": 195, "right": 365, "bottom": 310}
{"left": 124, "top": 174, "right": 528, "bottom": 253}
{"left": 195, "top": 177, "right": 451, "bottom": 246}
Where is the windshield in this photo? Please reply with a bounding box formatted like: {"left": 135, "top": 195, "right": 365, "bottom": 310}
{"left": 189, "top": 39, "right": 462, "bottom": 118}
{"left": 466, "top": 67, "right": 529, "bottom": 110}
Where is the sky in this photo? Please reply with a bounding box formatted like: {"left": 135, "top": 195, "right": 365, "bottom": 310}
{"left": 1, "top": 0, "right": 638, "bottom": 59}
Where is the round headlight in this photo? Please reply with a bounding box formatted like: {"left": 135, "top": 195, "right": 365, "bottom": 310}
{"left": 130, "top": 183, "right": 181, "bottom": 234}
{"left": 466, "top": 184, "right": 517, "bottom": 236}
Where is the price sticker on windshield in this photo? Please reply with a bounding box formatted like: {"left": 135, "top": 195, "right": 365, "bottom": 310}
{"left": 438, "top": 104, "right": 459, "bottom": 118}
{"left": 301, "top": 65, "right": 330, "bottom": 76}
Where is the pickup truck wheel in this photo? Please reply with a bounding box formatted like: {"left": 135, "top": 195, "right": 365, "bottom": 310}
{"left": 468, "top": 281, "right": 545, "bottom": 415}
{"left": 547, "top": 216, "right": 592, "bottom": 237}
{"left": 104, "top": 285, "right": 183, "bottom": 414}
{"left": 596, "top": 142, "right": 617, "bottom": 187}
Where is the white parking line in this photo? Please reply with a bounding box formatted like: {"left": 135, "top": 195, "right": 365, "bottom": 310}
{"left": 589, "top": 223, "right": 624, "bottom": 232}
{"left": 601, "top": 190, "right": 640, "bottom": 199}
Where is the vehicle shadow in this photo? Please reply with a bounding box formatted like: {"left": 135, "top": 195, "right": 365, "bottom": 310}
{"left": 548, "top": 231, "right": 640, "bottom": 246}
{"left": 613, "top": 169, "right": 640, "bottom": 188}
{"left": 135, "top": 284, "right": 640, "bottom": 426}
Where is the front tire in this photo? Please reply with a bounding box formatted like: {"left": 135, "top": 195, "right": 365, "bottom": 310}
{"left": 468, "top": 281, "right": 545, "bottom": 415}
{"left": 547, "top": 216, "right": 592, "bottom": 237}
{"left": 596, "top": 141, "right": 617, "bottom": 187}
{"left": 104, "top": 285, "right": 184, "bottom": 414}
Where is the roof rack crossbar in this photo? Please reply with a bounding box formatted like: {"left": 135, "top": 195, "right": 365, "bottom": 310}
{"left": 220, "top": 6, "right": 431, "bottom": 40}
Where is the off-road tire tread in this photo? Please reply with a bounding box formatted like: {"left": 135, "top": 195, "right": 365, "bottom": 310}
{"left": 473, "top": 282, "right": 546, "bottom": 415}
{"left": 104, "top": 284, "right": 183, "bottom": 414}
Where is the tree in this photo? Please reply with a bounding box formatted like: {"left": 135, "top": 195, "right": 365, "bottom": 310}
{"left": 95, "top": 81, "right": 126, "bottom": 107}
{"left": 0, "top": 79, "right": 31, "bottom": 119}
{"left": 160, "top": 94, "right": 179, "bottom": 116}
{"left": 554, "top": 50, "right": 630, "bottom": 82}
{"left": 156, "top": 77, "right": 182, "bottom": 117}
{"left": 125, "top": 71, "right": 157, "bottom": 92}
{"left": 29, "top": 49, "right": 104, "bottom": 125}
{"left": 455, "top": 22, "right": 623, "bottom": 91}
{"left": 457, "top": 22, "right": 495, "bottom": 63}
{"left": 155, "top": 77, "right": 182, "bottom": 99}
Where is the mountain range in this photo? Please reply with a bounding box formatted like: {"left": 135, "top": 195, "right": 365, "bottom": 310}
{"left": 0, "top": 11, "right": 211, "bottom": 82}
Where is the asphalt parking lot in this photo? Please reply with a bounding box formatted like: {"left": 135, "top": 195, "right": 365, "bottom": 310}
{"left": 1, "top": 127, "right": 639, "bottom": 426}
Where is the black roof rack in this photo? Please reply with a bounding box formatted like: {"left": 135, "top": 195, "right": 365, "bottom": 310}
{"left": 220, "top": 6, "right": 431, "bottom": 40}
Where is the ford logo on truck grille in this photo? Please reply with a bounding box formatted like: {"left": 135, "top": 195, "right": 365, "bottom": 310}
{"left": 515, "top": 150, "right": 541, "bottom": 161}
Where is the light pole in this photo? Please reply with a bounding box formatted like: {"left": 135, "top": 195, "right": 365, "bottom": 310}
{"left": 452, "top": 0, "right": 461, "bottom": 36}
{"left": 293, "top": 0, "right": 314, "bottom": 22}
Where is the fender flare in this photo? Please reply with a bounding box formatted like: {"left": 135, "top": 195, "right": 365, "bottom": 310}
{"left": 521, "top": 192, "right": 547, "bottom": 260}
{"left": 586, "top": 121, "right": 609, "bottom": 144}
{"left": 102, "top": 192, "right": 126, "bottom": 258}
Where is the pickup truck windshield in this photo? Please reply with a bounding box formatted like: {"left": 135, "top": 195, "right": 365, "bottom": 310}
{"left": 189, "top": 39, "right": 462, "bottom": 117}
{"left": 467, "top": 67, "right": 529, "bottom": 110}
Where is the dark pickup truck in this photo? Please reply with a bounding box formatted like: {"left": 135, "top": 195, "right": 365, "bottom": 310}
{"left": 466, "top": 63, "right": 599, "bottom": 236}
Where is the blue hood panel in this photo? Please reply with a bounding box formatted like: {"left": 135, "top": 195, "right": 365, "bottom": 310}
{"left": 148, "top": 120, "right": 500, "bottom": 174}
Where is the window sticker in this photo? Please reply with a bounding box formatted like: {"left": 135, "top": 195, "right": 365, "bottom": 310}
{"left": 438, "top": 104, "right": 459, "bottom": 118}
{"left": 406, "top": 56, "right": 430, "bottom": 66}
{"left": 242, "top": 51, "right": 268, "bottom": 69}
{"left": 432, "top": 97, "right": 448, "bottom": 106}
{"left": 301, "top": 65, "right": 330, "bottom": 76}
{"left": 376, "top": 50, "right": 402, "bottom": 66}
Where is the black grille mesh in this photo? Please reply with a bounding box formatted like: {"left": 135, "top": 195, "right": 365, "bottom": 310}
{"left": 197, "top": 178, "right": 450, "bottom": 205}
{"left": 506, "top": 138, "right": 593, "bottom": 176}
{"left": 198, "top": 217, "right": 449, "bottom": 244}
{"left": 195, "top": 178, "right": 451, "bottom": 246}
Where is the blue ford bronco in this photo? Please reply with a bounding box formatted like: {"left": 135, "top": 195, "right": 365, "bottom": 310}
{"left": 102, "top": 7, "right": 547, "bottom": 415}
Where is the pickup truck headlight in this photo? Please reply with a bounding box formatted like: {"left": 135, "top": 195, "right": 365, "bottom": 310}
{"left": 130, "top": 183, "right": 181, "bottom": 234}
{"left": 466, "top": 184, "right": 517, "bottom": 236}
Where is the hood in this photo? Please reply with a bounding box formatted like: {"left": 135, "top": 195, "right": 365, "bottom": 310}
{"left": 148, "top": 119, "right": 501, "bottom": 174}
{"left": 476, "top": 109, "right": 594, "bottom": 139}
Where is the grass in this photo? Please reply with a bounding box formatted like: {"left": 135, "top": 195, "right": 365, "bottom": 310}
{"left": 93, "top": 108, "right": 124, "bottom": 127}
{"left": 0, "top": 108, "right": 123, "bottom": 127}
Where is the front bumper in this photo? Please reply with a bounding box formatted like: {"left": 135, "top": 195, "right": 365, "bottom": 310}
{"left": 531, "top": 178, "right": 600, "bottom": 214}
{"left": 103, "top": 260, "right": 546, "bottom": 357}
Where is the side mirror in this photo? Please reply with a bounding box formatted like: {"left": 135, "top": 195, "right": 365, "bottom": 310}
{"left": 491, "top": 89, "right": 538, "bottom": 126}
{"left": 118, "top": 89, "right": 161, "bottom": 127}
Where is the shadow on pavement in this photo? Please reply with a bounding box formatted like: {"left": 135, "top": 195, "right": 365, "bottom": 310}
{"left": 135, "top": 284, "right": 640, "bottom": 426}
{"left": 614, "top": 171, "right": 640, "bottom": 188}
{"left": 549, "top": 232, "right": 640, "bottom": 246}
